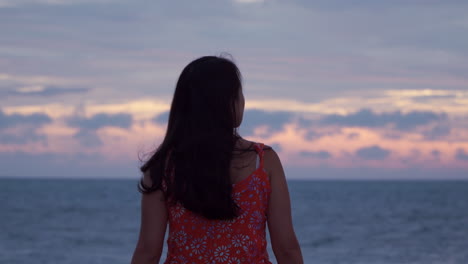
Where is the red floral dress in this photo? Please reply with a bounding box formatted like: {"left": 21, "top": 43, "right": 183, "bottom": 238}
{"left": 163, "top": 143, "right": 272, "bottom": 264}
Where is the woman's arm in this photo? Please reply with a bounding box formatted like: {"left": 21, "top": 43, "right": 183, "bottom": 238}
{"left": 131, "top": 171, "right": 168, "bottom": 264}
{"left": 264, "top": 148, "right": 304, "bottom": 264}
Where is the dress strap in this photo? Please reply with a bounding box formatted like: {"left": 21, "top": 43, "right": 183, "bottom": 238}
{"left": 253, "top": 143, "right": 265, "bottom": 168}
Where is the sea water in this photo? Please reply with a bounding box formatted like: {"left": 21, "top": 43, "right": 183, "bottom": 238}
{"left": 1, "top": 179, "right": 467, "bottom": 264}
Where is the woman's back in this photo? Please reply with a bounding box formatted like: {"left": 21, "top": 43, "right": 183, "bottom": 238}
{"left": 131, "top": 56, "right": 302, "bottom": 264}
{"left": 164, "top": 142, "right": 272, "bottom": 264}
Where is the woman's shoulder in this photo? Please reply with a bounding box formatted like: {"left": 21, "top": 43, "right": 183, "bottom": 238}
{"left": 258, "top": 143, "right": 281, "bottom": 176}
{"left": 236, "top": 138, "right": 274, "bottom": 152}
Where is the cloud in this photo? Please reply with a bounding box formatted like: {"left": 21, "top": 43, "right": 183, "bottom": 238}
{"left": 3, "top": 85, "right": 90, "bottom": 97}
{"left": 383, "top": 89, "right": 462, "bottom": 98}
{"left": 152, "top": 109, "right": 294, "bottom": 137}
{"left": 67, "top": 113, "right": 133, "bottom": 130}
{"left": 355, "top": 145, "right": 391, "bottom": 160}
{"left": 0, "top": 109, "right": 52, "bottom": 129}
{"left": 299, "top": 150, "right": 331, "bottom": 159}
{"left": 455, "top": 148, "right": 468, "bottom": 161}
{"left": 320, "top": 108, "right": 446, "bottom": 130}
{"left": 0, "top": 109, "right": 51, "bottom": 145}
{"left": 0, "top": 131, "right": 47, "bottom": 144}
{"left": 2, "top": 0, "right": 468, "bottom": 107}
{"left": 66, "top": 113, "right": 132, "bottom": 146}
{"left": 152, "top": 111, "right": 169, "bottom": 125}
{"left": 411, "top": 94, "right": 457, "bottom": 103}
{"left": 423, "top": 124, "right": 451, "bottom": 140}
{"left": 296, "top": 117, "right": 344, "bottom": 141}
{"left": 239, "top": 109, "right": 294, "bottom": 136}
{"left": 72, "top": 129, "right": 102, "bottom": 147}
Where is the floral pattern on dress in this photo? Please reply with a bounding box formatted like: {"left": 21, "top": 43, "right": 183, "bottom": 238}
{"left": 163, "top": 143, "right": 272, "bottom": 264}
{"left": 190, "top": 238, "right": 207, "bottom": 255}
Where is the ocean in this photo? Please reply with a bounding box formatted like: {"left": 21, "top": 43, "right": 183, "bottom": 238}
{"left": 1, "top": 179, "right": 467, "bottom": 264}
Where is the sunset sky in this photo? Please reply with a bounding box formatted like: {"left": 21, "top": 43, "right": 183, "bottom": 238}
{"left": 1, "top": 0, "right": 467, "bottom": 179}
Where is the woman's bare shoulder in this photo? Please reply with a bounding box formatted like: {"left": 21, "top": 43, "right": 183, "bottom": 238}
{"left": 262, "top": 143, "right": 274, "bottom": 151}
{"left": 235, "top": 138, "right": 256, "bottom": 149}
{"left": 236, "top": 138, "right": 274, "bottom": 150}
{"left": 263, "top": 144, "right": 279, "bottom": 159}
{"left": 261, "top": 144, "right": 283, "bottom": 177}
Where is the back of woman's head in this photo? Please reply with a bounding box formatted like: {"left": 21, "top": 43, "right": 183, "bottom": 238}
{"left": 139, "top": 55, "right": 244, "bottom": 220}
{"left": 168, "top": 55, "right": 242, "bottom": 140}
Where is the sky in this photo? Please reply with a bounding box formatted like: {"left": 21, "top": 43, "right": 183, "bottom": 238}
{"left": 0, "top": 0, "right": 467, "bottom": 179}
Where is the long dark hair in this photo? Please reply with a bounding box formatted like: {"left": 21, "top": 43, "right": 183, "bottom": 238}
{"left": 138, "top": 55, "right": 249, "bottom": 220}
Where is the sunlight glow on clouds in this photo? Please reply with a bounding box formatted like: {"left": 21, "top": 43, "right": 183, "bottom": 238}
{"left": 1, "top": 98, "right": 467, "bottom": 178}
{"left": 1, "top": 91, "right": 467, "bottom": 177}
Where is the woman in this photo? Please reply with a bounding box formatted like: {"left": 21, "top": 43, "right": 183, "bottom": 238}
{"left": 131, "top": 55, "right": 303, "bottom": 264}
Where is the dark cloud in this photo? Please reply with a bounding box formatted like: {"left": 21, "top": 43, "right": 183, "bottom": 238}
{"left": 4, "top": 86, "right": 90, "bottom": 97}
{"left": 1, "top": 0, "right": 467, "bottom": 105}
{"left": 152, "top": 111, "right": 169, "bottom": 125}
{"left": 455, "top": 148, "right": 468, "bottom": 161}
{"left": 423, "top": 124, "right": 451, "bottom": 140}
{"left": 303, "top": 129, "right": 328, "bottom": 141}
{"left": 0, "top": 131, "right": 47, "bottom": 144}
{"left": 0, "top": 110, "right": 51, "bottom": 145}
{"left": 356, "top": 145, "right": 391, "bottom": 160}
{"left": 0, "top": 110, "right": 52, "bottom": 129}
{"left": 431, "top": 149, "right": 441, "bottom": 158}
{"left": 67, "top": 113, "right": 133, "bottom": 130}
{"left": 320, "top": 108, "right": 446, "bottom": 130}
{"left": 300, "top": 150, "right": 332, "bottom": 159}
{"left": 72, "top": 129, "right": 102, "bottom": 147}
{"left": 297, "top": 118, "right": 342, "bottom": 141}
{"left": 239, "top": 109, "right": 294, "bottom": 136}
{"left": 382, "top": 131, "right": 403, "bottom": 140}
{"left": 347, "top": 132, "right": 359, "bottom": 139}
{"left": 152, "top": 109, "right": 294, "bottom": 137}
{"left": 305, "top": 128, "right": 343, "bottom": 141}
{"left": 411, "top": 94, "right": 457, "bottom": 103}
{"left": 66, "top": 113, "right": 132, "bottom": 146}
